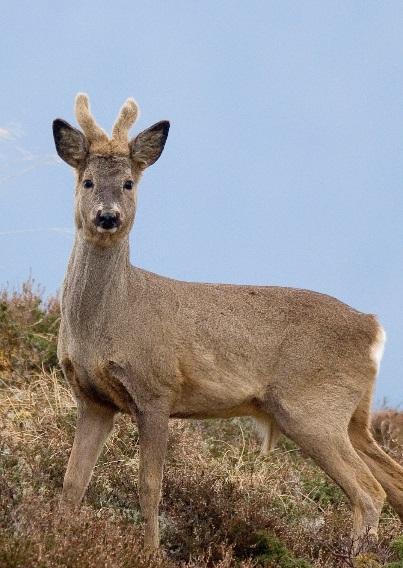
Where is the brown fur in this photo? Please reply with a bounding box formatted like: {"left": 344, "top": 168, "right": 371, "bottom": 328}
{"left": 261, "top": 401, "right": 403, "bottom": 455}
{"left": 52, "top": 94, "right": 403, "bottom": 551}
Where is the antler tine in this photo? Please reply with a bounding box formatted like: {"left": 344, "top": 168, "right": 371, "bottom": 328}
{"left": 111, "top": 98, "right": 139, "bottom": 143}
{"left": 75, "top": 93, "right": 108, "bottom": 143}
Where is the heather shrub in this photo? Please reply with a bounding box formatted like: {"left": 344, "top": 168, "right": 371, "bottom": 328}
{"left": 1, "top": 283, "right": 402, "bottom": 567}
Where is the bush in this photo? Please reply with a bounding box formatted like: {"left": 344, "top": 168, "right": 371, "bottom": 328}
{"left": 1, "top": 283, "right": 402, "bottom": 567}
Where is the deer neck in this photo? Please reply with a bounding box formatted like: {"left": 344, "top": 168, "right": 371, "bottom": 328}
{"left": 61, "top": 234, "right": 131, "bottom": 336}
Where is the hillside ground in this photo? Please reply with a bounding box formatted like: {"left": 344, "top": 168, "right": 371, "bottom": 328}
{"left": 1, "top": 282, "right": 402, "bottom": 567}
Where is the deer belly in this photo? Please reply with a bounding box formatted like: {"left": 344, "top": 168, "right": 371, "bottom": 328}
{"left": 171, "top": 355, "right": 264, "bottom": 419}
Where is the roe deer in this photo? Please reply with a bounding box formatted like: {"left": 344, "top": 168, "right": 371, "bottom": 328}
{"left": 53, "top": 94, "right": 403, "bottom": 550}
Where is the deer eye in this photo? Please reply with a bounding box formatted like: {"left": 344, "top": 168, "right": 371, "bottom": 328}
{"left": 83, "top": 179, "right": 93, "bottom": 189}
{"left": 123, "top": 180, "right": 134, "bottom": 190}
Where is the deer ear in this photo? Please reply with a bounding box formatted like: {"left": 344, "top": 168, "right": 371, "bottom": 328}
{"left": 52, "top": 119, "right": 88, "bottom": 167}
{"left": 129, "top": 120, "right": 170, "bottom": 169}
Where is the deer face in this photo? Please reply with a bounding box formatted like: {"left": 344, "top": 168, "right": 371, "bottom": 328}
{"left": 74, "top": 154, "right": 137, "bottom": 244}
{"left": 52, "top": 95, "right": 169, "bottom": 246}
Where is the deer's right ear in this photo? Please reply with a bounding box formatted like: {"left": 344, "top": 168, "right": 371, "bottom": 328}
{"left": 52, "top": 119, "right": 88, "bottom": 167}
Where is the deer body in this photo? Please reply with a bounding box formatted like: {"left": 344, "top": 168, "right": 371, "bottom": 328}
{"left": 59, "top": 234, "right": 377, "bottom": 422}
{"left": 53, "top": 95, "right": 403, "bottom": 551}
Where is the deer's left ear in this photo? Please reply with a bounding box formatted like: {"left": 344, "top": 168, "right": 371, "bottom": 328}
{"left": 129, "top": 120, "right": 170, "bottom": 169}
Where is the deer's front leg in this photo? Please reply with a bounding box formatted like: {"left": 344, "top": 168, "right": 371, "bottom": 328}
{"left": 62, "top": 399, "right": 116, "bottom": 506}
{"left": 137, "top": 410, "right": 169, "bottom": 550}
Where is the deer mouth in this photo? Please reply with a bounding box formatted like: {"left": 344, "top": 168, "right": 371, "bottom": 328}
{"left": 96, "top": 226, "right": 118, "bottom": 234}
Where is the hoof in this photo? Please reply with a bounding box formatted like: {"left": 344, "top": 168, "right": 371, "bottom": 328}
{"left": 351, "top": 528, "right": 378, "bottom": 556}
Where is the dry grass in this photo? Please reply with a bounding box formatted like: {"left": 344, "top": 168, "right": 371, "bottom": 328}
{"left": 1, "top": 282, "right": 402, "bottom": 567}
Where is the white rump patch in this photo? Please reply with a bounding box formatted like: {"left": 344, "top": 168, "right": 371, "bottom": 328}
{"left": 370, "top": 325, "right": 386, "bottom": 375}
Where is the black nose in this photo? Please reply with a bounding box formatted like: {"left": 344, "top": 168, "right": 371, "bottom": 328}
{"left": 95, "top": 210, "right": 120, "bottom": 230}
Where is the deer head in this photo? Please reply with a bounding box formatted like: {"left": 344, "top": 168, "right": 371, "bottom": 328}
{"left": 53, "top": 94, "right": 169, "bottom": 246}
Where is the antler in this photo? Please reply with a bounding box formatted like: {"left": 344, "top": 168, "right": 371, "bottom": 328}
{"left": 75, "top": 93, "right": 139, "bottom": 155}
{"left": 75, "top": 94, "right": 109, "bottom": 148}
{"left": 111, "top": 98, "right": 139, "bottom": 147}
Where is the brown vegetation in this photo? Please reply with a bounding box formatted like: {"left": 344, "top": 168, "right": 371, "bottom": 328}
{"left": 1, "top": 282, "right": 403, "bottom": 567}
{"left": 372, "top": 411, "right": 403, "bottom": 457}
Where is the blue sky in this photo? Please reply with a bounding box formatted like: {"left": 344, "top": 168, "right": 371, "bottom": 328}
{"left": 1, "top": 1, "right": 402, "bottom": 404}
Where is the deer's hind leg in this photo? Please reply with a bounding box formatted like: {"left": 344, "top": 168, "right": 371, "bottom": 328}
{"left": 269, "top": 386, "right": 386, "bottom": 542}
{"left": 62, "top": 397, "right": 116, "bottom": 506}
{"left": 254, "top": 414, "right": 281, "bottom": 455}
{"left": 349, "top": 387, "right": 403, "bottom": 521}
